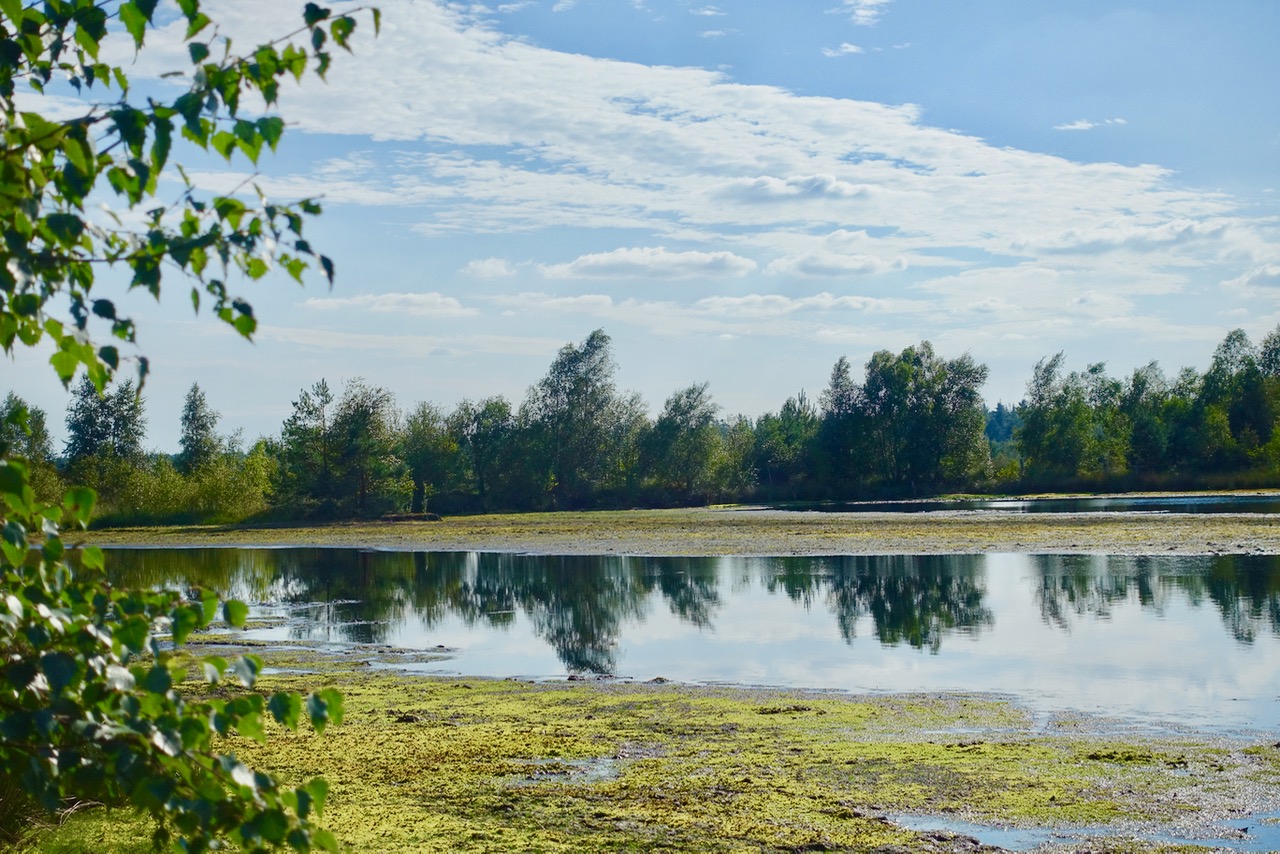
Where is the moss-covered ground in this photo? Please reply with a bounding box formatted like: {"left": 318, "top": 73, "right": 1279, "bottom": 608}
{"left": 38, "top": 645, "right": 1280, "bottom": 852}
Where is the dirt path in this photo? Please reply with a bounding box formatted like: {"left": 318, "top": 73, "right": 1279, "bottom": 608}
{"left": 88, "top": 506, "right": 1280, "bottom": 555}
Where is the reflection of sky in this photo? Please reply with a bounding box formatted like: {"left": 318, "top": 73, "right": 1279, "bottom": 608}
{"left": 214, "top": 552, "right": 1280, "bottom": 733}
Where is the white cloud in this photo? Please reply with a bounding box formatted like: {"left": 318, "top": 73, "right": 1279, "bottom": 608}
{"left": 1030, "top": 218, "right": 1230, "bottom": 255}
{"left": 696, "top": 293, "right": 891, "bottom": 316}
{"left": 692, "top": 6, "right": 724, "bottom": 16}
{"left": 462, "top": 257, "right": 517, "bottom": 278}
{"left": 1054, "top": 117, "right": 1128, "bottom": 132}
{"left": 700, "top": 30, "right": 726, "bottom": 39}
{"left": 822, "top": 43, "right": 864, "bottom": 57}
{"left": 1223, "top": 264, "right": 1280, "bottom": 295}
{"left": 833, "top": 0, "right": 892, "bottom": 26}
{"left": 540, "top": 247, "right": 756, "bottom": 279}
{"left": 114, "top": 0, "right": 1272, "bottom": 346}
{"left": 300, "top": 292, "right": 477, "bottom": 317}
{"left": 765, "top": 253, "right": 903, "bottom": 277}
{"left": 258, "top": 325, "right": 561, "bottom": 358}
{"left": 714, "top": 174, "right": 872, "bottom": 203}
{"left": 484, "top": 291, "right": 923, "bottom": 342}
{"left": 497, "top": 2, "right": 532, "bottom": 11}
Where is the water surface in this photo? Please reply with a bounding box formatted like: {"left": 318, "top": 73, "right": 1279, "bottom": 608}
{"left": 787, "top": 493, "right": 1280, "bottom": 514}
{"left": 106, "top": 548, "right": 1280, "bottom": 733}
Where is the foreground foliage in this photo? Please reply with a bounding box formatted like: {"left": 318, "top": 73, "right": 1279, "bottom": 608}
{"left": 0, "top": 0, "right": 374, "bottom": 847}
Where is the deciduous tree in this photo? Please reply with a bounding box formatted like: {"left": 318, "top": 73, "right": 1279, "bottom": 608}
{"left": 0, "top": 1, "right": 377, "bottom": 848}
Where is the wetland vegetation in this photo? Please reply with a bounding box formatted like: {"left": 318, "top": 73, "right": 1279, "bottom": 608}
{"left": 38, "top": 646, "right": 1280, "bottom": 853}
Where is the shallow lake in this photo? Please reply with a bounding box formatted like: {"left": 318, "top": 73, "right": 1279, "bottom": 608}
{"left": 106, "top": 548, "right": 1280, "bottom": 734}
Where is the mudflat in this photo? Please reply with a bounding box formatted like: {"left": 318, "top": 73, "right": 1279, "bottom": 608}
{"left": 88, "top": 505, "right": 1280, "bottom": 556}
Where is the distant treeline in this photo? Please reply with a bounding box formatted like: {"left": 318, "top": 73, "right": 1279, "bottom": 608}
{"left": 5, "top": 326, "right": 1280, "bottom": 524}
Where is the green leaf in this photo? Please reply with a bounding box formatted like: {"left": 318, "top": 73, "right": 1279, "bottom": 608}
{"left": 141, "top": 663, "right": 173, "bottom": 694}
{"left": 40, "top": 652, "right": 79, "bottom": 696}
{"left": 115, "top": 616, "right": 150, "bottom": 654}
{"left": 303, "top": 3, "right": 330, "bottom": 26}
{"left": 210, "top": 130, "right": 237, "bottom": 160}
{"left": 80, "top": 545, "right": 104, "bottom": 570}
{"left": 202, "top": 656, "right": 227, "bottom": 683}
{"left": 267, "top": 692, "right": 302, "bottom": 729}
{"left": 63, "top": 487, "right": 96, "bottom": 527}
{"left": 222, "top": 599, "right": 248, "bottom": 627}
{"left": 330, "top": 16, "right": 355, "bottom": 50}
{"left": 119, "top": 2, "right": 148, "bottom": 48}
{"left": 188, "top": 41, "right": 209, "bottom": 64}
{"left": 303, "top": 777, "right": 330, "bottom": 817}
{"left": 228, "top": 654, "right": 260, "bottom": 687}
{"left": 305, "top": 688, "right": 344, "bottom": 734}
{"left": 44, "top": 213, "right": 85, "bottom": 246}
{"left": 257, "top": 116, "right": 284, "bottom": 151}
{"left": 171, "top": 605, "right": 200, "bottom": 645}
{"left": 0, "top": 462, "right": 24, "bottom": 497}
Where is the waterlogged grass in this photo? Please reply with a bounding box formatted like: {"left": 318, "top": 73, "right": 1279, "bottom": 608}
{"left": 84, "top": 504, "right": 1280, "bottom": 556}
{"left": 39, "top": 648, "right": 1280, "bottom": 852}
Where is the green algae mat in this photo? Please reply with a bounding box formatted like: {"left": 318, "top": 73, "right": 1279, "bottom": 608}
{"left": 38, "top": 646, "right": 1280, "bottom": 853}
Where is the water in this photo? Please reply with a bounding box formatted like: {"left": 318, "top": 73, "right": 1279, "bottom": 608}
{"left": 783, "top": 493, "right": 1280, "bottom": 514}
{"left": 105, "top": 548, "right": 1280, "bottom": 733}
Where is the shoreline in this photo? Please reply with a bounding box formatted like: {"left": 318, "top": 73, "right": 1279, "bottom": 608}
{"left": 84, "top": 505, "right": 1280, "bottom": 556}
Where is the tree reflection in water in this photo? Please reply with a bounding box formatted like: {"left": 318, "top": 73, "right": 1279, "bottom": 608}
{"left": 758, "top": 555, "right": 992, "bottom": 653}
{"left": 1032, "top": 554, "right": 1280, "bottom": 642}
{"left": 104, "top": 548, "right": 1280, "bottom": 673}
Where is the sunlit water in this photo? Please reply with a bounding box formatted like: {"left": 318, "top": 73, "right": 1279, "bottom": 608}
{"left": 106, "top": 548, "right": 1280, "bottom": 734}
{"left": 781, "top": 493, "right": 1280, "bottom": 514}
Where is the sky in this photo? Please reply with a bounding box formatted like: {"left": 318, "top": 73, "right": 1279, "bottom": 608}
{"left": 8, "top": 0, "right": 1280, "bottom": 451}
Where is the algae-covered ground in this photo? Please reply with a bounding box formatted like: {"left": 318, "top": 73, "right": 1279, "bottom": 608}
{"left": 85, "top": 503, "right": 1280, "bottom": 556}
{"left": 40, "top": 644, "right": 1280, "bottom": 853}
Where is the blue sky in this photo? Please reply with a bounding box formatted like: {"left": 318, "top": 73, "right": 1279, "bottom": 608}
{"left": 10, "top": 0, "right": 1280, "bottom": 450}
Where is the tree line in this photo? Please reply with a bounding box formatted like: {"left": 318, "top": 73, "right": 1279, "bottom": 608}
{"left": 6, "top": 326, "right": 1280, "bottom": 524}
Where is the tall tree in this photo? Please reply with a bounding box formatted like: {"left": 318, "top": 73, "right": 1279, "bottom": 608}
{"left": 1199, "top": 328, "right": 1271, "bottom": 463}
{"left": 818, "top": 356, "right": 863, "bottom": 491}
{"left": 859, "top": 342, "right": 989, "bottom": 490}
{"left": 401, "top": 402, "right": 460, "bottom": 513}
{"left": 522, "top": 329, "right": 622, "bottom": 507}
{"left": 278, "top": 379, "right": 337, "bottom": 513}
{"left": 646, "top": 382, "right": 720, "bottom": 498}
{"left": 178, "top": 383, "right": 221, "bottom": 473}
{"left": 754, "top": 392, "right": 819, "bottom": 495}
{"left": 0, "top": 392, "right": 60, "bottom": 501}
{"left": 450, "top": 396, "right": 515, "bottom": 510}
{"left": 64, "top": 375, "right": 146, "bottom": 474}
{"left": 332, "top": 379, "right": 408, "bottom": 516}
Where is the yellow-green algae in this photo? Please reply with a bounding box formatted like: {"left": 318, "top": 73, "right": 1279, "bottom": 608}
{"left": 36, "top": 646, "right": 1280, "bottom": 852}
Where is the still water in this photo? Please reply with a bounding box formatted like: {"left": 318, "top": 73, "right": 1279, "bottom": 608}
{"left": 789, "top": 493, "right": 1280, "bottom": 514}
{"left": 106, "top": 548, "right": 1280, "bottom": 733}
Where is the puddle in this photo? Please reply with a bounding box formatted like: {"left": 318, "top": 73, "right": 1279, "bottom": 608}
{"left": 887, "top": 815, "right": 1062, "bottom": 850}
{"left": 503, "top": 757, "right": 621, "bottom": 786}
{"left": 891, "top": 811, "right": 1280, "bottom": 851}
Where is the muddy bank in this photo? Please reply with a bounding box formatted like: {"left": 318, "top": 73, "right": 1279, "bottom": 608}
{"left": 41, "top": 644, "right": 1280, "bottom": 853}
{"left": 87, "top": 506, "right": 1280, "bottom": 556}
